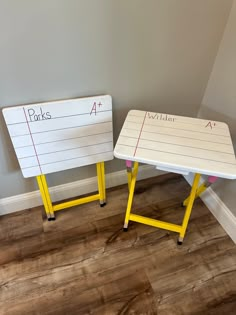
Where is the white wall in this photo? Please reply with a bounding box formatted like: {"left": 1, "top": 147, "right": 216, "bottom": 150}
{"left": 200, "top": 0, "right": 236, "bottom": 215}
{"left": 0, "top": 0, "right": 232, "bottom": 198}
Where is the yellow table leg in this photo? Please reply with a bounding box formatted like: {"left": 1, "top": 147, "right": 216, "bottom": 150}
{"left": 96, "top": 162, "right": 106, "bottom": 206}
{"left": 124, "top": 162, "right": 139, "bottom": 230}
{"left": 127, "top": 170, "right": 132, "bottom": 191}
{"left": 101, "top": 162, "right": 106, "bottom": 204}
{"left": 183, "top": 182, "right": 207, "bottom": 206}
{"left": 36, "top": 176, "right": 50, "bottom": 218}
{"left": 126, "top": 161, "right": 132, "bottom": 191}
{"left": 178, "top": 173, "right": 201, "bottom": 244}
{"left": 41, "top": 175, "right": 55, "bottom": 220}
{"left": 36, "top": 175, "right": 55, "bottom": 220}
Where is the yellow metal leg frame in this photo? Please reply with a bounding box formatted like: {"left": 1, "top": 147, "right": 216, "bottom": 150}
{"left": 101, "top": 162, "right": 106, "bottom": 203}
{"left": 36, "top": 175, "right": 54, "bottom": 220}
{"left": 178, "top": 173, "right": 201, "bottom": 244}
{"left": 126, "top": 160, "right": 133, "bottom": 191}
{"left": 183, "top": 176, "right": 217, "bottom": 207}
{"left": 183, "top": 181, "right": 207, "bottom": 207}
{"left": 37, "top": 162, "right": 106, "bottom": 220}
{"left": 123, "top": 165, "right": 201, "bottom": 243}
{"left": 96, "top": 162, "right": 106, "bottom": 206}
{"left": 124, "top": 161, "right": 139, "bottom": 229}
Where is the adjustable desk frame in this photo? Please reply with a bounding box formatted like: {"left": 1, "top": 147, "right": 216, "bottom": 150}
{"left": 36, "top": 162, "right": 106, "bottom": 220}
{"left": 124, "top": 161, "right": 200, "bottom": 244}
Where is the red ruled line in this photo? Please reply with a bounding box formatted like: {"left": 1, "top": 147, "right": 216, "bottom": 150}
{"left": 133, "top": 111, "right": 147, "bottom": 157}
{"left": 23, "top": 108, "right": 42, "bottom": 174}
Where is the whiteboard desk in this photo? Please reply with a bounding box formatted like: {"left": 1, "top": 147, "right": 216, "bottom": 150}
{"left": 3, "top": 95, "right": 113, "bottom": 220}
{"left": 114, "top": 110, "right": 236, "bottom": 243}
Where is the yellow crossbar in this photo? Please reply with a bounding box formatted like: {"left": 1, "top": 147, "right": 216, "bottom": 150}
{"left": 53, "top": 194, "right": 100, "bottom": 211}
{"left": 130, "top": 214, "right": 182, "bottom": 233}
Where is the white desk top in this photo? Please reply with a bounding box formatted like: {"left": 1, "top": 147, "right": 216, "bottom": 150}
{"left": 114, "top": 110, "right": 236, "bottom": 179}
{"left": 3, "top": 95, "right": 113, "bottom": 178}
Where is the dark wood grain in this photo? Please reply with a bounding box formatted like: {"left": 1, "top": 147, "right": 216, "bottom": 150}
{"left": 0, "top": 174, "right": 235, "bottom": 314}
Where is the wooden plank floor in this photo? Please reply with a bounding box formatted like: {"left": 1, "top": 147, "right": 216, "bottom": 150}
{"left": 0, "top": 173, "right": 236, "bottom": 315}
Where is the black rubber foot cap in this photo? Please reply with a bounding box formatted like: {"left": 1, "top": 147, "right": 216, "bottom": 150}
{"left": 48, "top": 217, "right": 56, "bottom": 221}
{"left": 177, "top": 240, "right": 183, "bottom": 245}
{"left": 100, "top": 203, "right": 106, "bottom": 207}
{"left": 181, "top": 202, "right": 185, "bottom": 207}
{"left": 123, "top": 227, "right": 128, "bottom": 232}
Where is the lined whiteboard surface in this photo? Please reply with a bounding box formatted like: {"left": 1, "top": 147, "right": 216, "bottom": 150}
{"left": 114, "top": 110, "right": 236, "bottom": 179}
{"left": 3, "top": 95, "right": 113, "bottom": 178}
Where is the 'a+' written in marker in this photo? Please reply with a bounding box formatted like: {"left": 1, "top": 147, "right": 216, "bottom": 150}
{"left": 205, "top": 121, "right": 216, "bottom": 129}
{"left": 90, "top": 102, "right": 103, "bottom": 116}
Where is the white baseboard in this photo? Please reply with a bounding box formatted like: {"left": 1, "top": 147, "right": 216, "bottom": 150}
{"left": 0, "top": 165, "right": 165, "bottom": 216}
{"left": 184, "top": 174, "right": 236, "bottom": 244}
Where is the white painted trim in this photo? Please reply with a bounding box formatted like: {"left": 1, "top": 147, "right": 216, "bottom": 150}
{"left": 184, "top": 174, "right": 236, "bottom": 244}
{"left": 0, "top": 165, "right": 165, "bottom": 216}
